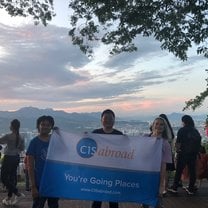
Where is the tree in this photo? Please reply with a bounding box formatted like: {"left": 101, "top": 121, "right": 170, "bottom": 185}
{"left": 68, "top": 0, "right": 208, "bottom": 111}
{"left": 69, "top": 0, "right": 208, "bottom": 61}
{"left": 0, "top": 0, "right": 208, "bottom": 110}
{"left": 183, "top": 69, "right": 208, "bottom": 111}
{"left": 0, "top": 0, "right": 55, "bottom": 26}
{"left": 1, "top": 0, "right": 207, "bottom": 60}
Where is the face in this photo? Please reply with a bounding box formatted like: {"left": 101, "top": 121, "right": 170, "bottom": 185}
{"left": 101, "top": 113, "right": 115, "bottom": 129}
{"left": 38, "top": 120, "right": 53, "bottom": 136}
{"left": 152, "top": 118, "right": 165, "bottom": 136}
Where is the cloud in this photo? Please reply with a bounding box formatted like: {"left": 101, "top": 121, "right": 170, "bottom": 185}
{"left": 0, "top": 23, "right": 89, "bottom": 69}
{"left": 0, "top": 22, "right": 206, "bottom": 116}
{"left": 103, "top": 36, "right": 168, "bottom": 70}
{"left": 0, "top": 23, "right": 90, "bottom": 98}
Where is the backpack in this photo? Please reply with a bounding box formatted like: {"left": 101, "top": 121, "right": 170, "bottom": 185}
{"left": 183, "top": 128, "right": 201, "bottom": 154}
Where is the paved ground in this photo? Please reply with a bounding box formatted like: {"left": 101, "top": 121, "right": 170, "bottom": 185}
{"left": 1, "top": 181, "right": 208, "bottom": 208}
{"left": 0, "top": 184, "right": 138, "bottom": 208}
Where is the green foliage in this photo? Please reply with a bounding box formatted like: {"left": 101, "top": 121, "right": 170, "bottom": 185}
{"left": 0, "top": 0, "right": 55, "bottom": 26}
{"left": 1, "top": 1, "right": 207, "bottom": 60}
{"left": 69, "top": 0, "right": 208, "bottom": 59}
{"left": 183, "top": 89, "right": 208, "bottom": 111}
{"left": 183, "top": 69, "right": 208, "bottom": 111}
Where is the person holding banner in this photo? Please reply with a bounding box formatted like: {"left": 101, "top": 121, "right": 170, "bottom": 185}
{"left": 159, "top": 114, "right": 175, "bottom": 196}
{"left": 91, "top": 109, "right": 123, "bottom": 208}
{"left": 141, "top": 116, "right": 172, "bottom": 208}
{"left": 26, "top": 115, "right": 59, "bottom": 208}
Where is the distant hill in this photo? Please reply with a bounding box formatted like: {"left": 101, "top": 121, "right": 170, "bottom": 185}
{"left": 0, "top": 107, "right": 206, "bottom": 134}
{"left": 0, "top": 107, "right": 101, "bottom": 120}
{"left": 125, "top": 112, "right": 207, "bottom": 123}
{"left": 166, "top": 112, "right": 206, "bottom": 123}
{"left": 0, "top": 107, "right": 101, "bottom": 134}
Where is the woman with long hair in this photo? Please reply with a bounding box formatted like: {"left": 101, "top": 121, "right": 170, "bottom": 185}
{"left": 168, "top": 115, "right": 201, "bottom": 195}
{"left": 0, "top": 119, "right": 25, "bottom": 205}
{"left": 159, "top": 114, "right": 175, "bottom": 195}
{"left": 141, "top": 117, "right": 172, "bottom": 208}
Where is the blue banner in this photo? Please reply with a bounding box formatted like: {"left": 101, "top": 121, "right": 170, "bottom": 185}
{"left": 40, "top": 130, "right": 162, "bottom": 206}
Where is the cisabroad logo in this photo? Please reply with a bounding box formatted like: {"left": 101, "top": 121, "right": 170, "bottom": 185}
{"left": 76, "top": 138, "right": 97, "bottom": 158}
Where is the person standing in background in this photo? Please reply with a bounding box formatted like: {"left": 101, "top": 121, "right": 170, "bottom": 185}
{"left": 0, "top": 119, "right": 25, "bottom": 205}
{"left": 27, "top": 115, "right": 59, "bottom": 208}
{"left": 91, "top": 109, "right": 123, "bottom": 208}
{"left": 168, "top": 115, "right": 201, "bottom": 195}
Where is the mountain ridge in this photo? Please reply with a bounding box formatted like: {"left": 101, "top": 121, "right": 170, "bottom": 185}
{"left": 0, "top": 106, "right": 206, "bottom": 134}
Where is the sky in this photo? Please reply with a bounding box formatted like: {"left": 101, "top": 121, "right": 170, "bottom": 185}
{"left": 0, "top": 1, "right": 207, "bottom": 118}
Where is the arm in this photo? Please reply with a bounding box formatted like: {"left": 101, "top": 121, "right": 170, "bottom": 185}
{"left": 175, "top": 129, "right": 182, "bottom": 153}
{"left": 160, "top": 140, "right": 172, "bottom": 194}
{"left": 19, "top": 137, "right": 25, "bottom": 152}
{"left": 159, "top": 162, "right": 166, "bottom": 195}
{"left": 175, "top": 142, "right": 181, "bottom": 153}
{"left": 0, "top": 134, "right": 8, "bottom": 144}
{"left": 28, "top": 155, "right": 39, "bottom": 199}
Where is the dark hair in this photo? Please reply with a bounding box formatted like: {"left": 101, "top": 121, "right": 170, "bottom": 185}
{"left": 182, "top": 115, "right": 195, "bottom": 128}
{"left": 36, "top": 115, "right": 55, "bottom": 130}
{"left": 11, "top": 119, "right": 20, "bottom": 147}
{"left": 159, "top": 114, "right": 175, "bottom": 139}
{"left": 101, "top": 109, "right": 115, "bottom": 118}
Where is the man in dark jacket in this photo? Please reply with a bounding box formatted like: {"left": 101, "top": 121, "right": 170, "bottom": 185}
{"left": 91, "top": 109, "right": 123, "bottom": 208}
